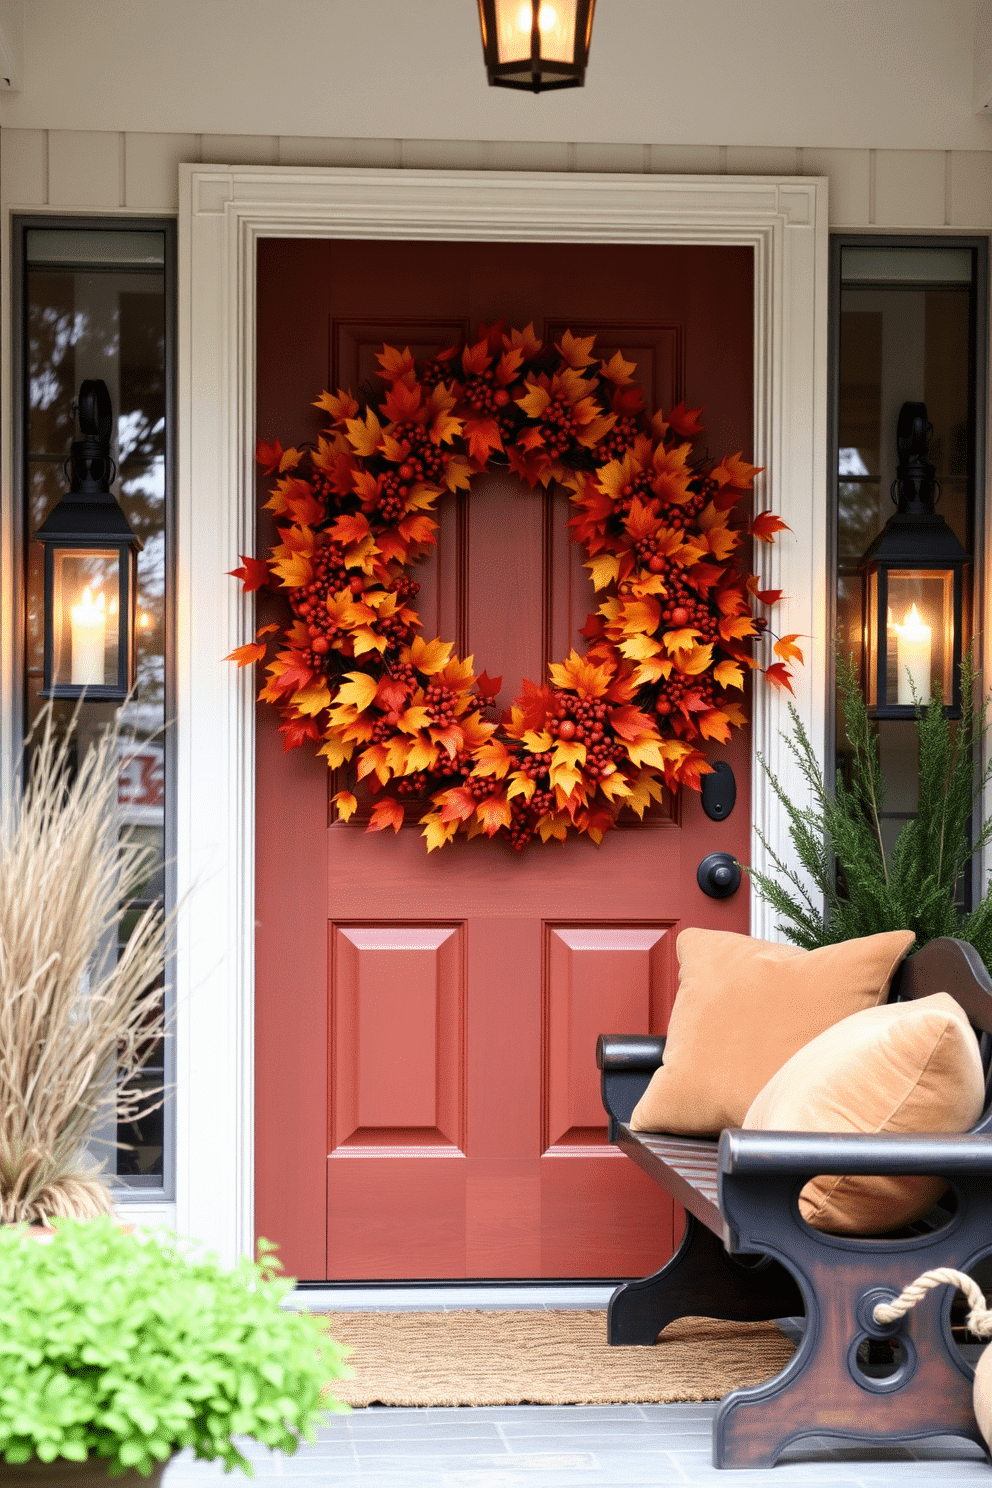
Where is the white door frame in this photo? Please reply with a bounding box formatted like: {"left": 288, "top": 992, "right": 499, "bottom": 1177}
{"left": 176, "top": 165, "right": 829, "bottom": 1263}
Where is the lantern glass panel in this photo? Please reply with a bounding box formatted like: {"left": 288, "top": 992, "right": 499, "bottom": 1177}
{"left": 493, "top": 0, "right": 575, "bottom": 63}
{"left": 50, "top": 547, "right": 121, "bottom": 690}
{"left": 884, "top": 568, "right": 954, "bottom": 707}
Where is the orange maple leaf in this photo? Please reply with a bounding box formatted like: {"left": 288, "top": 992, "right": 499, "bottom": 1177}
{"left": 256, "top": 438, "right": 285, "bottom": 475}
{"left": 464, "top": 418, "right": 504, "bottom": 466}
{"left": 600, "top": 350, "right": 637, "bottom": 385}
{"left": 751, "top": 510, "right": 790, "bottom": 543}
{"left": 476, "top": 794, "right": 511, "bottom": 836}
{"left": 377, "top": 344, "right": 416, "bottom": 384}
{"left": 608, "top": 704, "right": 656, "bottom": 742}
{"left": 314, "top": 389, "right": 360, "bottom": 423}
{"left": 439, "top": 787, "right": 478, "bottom": 824}
{"left": 368, "top": 797, "right": 404, "bottom": 834}
{"left": 555, "top": 330, "right": 597, "bottom": 369}
{"left": 226, "top": 640, "right": 267, "bottom": 667}
{"left": 774, "top": 634, "right": 805, "bottom": 666}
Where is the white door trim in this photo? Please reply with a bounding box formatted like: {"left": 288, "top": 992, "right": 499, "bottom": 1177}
{"left": 177, "top": 165, "right": 829, "bottom": 1263}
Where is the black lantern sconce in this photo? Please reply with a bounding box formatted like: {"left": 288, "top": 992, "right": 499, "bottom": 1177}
{"left": 860, "top": 401, "right": 970, "bottom": 719}
{"left": 35, "top": 379, "right": 142, "bottom": 701}
{"left": 478, "top": 0, "right": 595, "bottom": 92}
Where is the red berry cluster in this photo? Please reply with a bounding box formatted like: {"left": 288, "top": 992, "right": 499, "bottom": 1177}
{"left": 390, "top": 423, "right": 448, "bottom": 484}
{"left": 386, "top": 660, "right": 417, "bottom": 692}
{"left": 290, "top": 538, "right": 352, "bottom": 658}
{"left": 654, "top": 672, "right": 718, "bottom": 718}
{"left": 509, "top": 799, "right": 535, "bottom": 852}
{"left": 529, "top": 787, "right": 556, "bottom": 817}
{"left": 597, "top": 415, "right": 643, "bottom": 464}
{"left": 611, "top": 474, "right": 658, "bottom": 523}
{"left": 465, "top": 774, "right": 501, "bottom": 803}
{"left": 519, "top": 749, "right": 553, "bottom": 780}
{"left": 369, "top": 470, "right": 411, "bottom": 525}
{"left": 309, "top": 469, "right": 340, "bottom": 505}
{"left": 546, "top": 694, "right": 611, "bottom": 745}
{"left": 420, "top": 355, "right": 455, "bottom": 390}
{"left": 464, "top": 373, "right": 500, "bottom": 415}
{"left": 376, "top": 610, "right": 417, "bottom": 649}
{"left": 540, "top": 396, "right": 579, "bottom": 458}
{"left": 659, "top": 585, "right": 718, "bottom": 644}
{"left": 395, "top": 771, "right": 430, "bottom": 798}
{"left": 424, "top": 682, "right": 457, "bottom": 727}
{"left": 658, "top": 490, "right": 706, "bottom": 531}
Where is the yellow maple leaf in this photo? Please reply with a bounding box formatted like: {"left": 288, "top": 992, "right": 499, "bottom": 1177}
{"left": 292, "top": 680, "right": 331, "bottom": 716}
{"left": 625, "top": 738, "right": 666, "bottom": 770}
{"left": 662, "top": 627, "right": 702, "bottom": 655}
{"left": 713, "top": 659, "right": 745, "bottom": 691}
{"left": 600, "top": 349, "right": 637, "bottom": 384}
{"left": 677, "top": 642, "right": 715, "bottom": 676}
{"left": 522, "top": 729, "right": 553, "bottom": 752}
{"left": 332, "top": 790, "right": 358, "bottom": 822}
{"left": 345, "top": 408, "right": 383, "bottom": 457}
{"left": 506, "top": 774, "right": 535, "bottom": 802}
{"left": 334, "top": 672, "right": 378, "bottom": 712}
{"left": 515, "top": 382, "right": 551, "bottom": 420}
{"left": 585, "top": 553, "right": 620, "bottom": 591}
{"left": 318, "top": 736, "right": 354, "bottom": 769}
{"left": 409, "top": 636, "right": 455, "bottom": 675}
{"left": 405, "top": 738, "right": 438, "bottom": 773}
{"left": 619, "top": 634, "right": 661, "bottom": 662}
{"left": 421, "top": 813, "right": 459, "bottom": 852}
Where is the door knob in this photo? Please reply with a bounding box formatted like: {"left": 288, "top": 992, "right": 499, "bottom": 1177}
{"left": 697, "top": 851, "right": 741, "bottom": 899}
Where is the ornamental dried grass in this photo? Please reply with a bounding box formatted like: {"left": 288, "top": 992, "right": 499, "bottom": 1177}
{"left": 0, "top": 708, "right": 166, "bottom": 1224}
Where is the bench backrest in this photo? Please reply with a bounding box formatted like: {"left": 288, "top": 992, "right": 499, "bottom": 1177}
{"left": 888, "top": 936, "right": 992, "bottom": 1134}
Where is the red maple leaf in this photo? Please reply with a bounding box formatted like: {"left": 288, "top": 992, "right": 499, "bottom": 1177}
{"left": 278, "top": 716, "right": 322, "bottom": 751}
{"left": 228, "top": 555, "right": 270, "bottom": 592}
{"left": 751, "top": 511, "right": 790, "bottom": 543}
{"left": 476, "top": 670, "right": 503, "bottom": 704}
{"left": 256, "top": 438, "right": 284, "bottom": 475}
{"left": 667, "top": 402, "right": 706, "bottom": 438}
{"left": 764, "top": 662, "right": 796, "bottom": 694}
{"left": 579, "top": 612, "right": 605, "bottom": 641}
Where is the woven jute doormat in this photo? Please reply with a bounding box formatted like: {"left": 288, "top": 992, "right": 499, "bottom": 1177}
{"left": 321, "top": 1310, "right": 795, "bottom": 1408}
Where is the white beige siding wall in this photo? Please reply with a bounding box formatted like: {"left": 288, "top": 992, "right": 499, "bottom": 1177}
{"left": 2, "top": 131, "right": 991, "bottom": 230}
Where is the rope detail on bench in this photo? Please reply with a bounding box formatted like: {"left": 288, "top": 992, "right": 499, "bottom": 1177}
{"left": 873, "top": 1268, "right": 992, "bottom": 1337}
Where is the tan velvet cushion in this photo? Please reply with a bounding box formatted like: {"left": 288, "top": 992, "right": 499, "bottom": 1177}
{"left": 743, "top": 993, "right": 985, "bottom": 1234}
{"left": 629, "top": 928, "right": 915, "bottom": 1137}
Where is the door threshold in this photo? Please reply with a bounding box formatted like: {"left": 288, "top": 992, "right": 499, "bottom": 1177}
{"left": 284, "top": 1283, "right": 617, "bottom": 1312}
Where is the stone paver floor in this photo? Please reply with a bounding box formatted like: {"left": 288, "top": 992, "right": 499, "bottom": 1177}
{"left": 162, "top": 1287, "right": 991, "bottom": 1487}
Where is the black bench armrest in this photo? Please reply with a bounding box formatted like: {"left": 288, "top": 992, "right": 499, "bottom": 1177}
{"left": 719, "top": 1129, "right": 992, "bottom": 1178}
{"left": 597, "top": 1034, "right": 666, "bottom": 1139}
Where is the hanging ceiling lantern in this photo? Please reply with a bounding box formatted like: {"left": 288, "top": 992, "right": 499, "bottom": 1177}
{"left": 35, "top": 379, "right": 142, "bottom": 701}
{"left": 860, "top": 401, "right": 970, "bottom": 720}
{"left": 478, "top": 0, "right": 595, "bottom": 92}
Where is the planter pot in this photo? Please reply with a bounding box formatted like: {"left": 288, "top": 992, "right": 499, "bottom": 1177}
{"left": 0, "top": 1460, "right": 170, "bottom": 1487}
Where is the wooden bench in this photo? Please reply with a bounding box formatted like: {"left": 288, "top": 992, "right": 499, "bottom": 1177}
{"left": 597, "top": 935, "right": 992, "bottom": 1469}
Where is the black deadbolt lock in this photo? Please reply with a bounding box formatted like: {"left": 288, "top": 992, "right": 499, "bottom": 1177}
{"left": 701, "top": 760, "right": 736, "bottom": 821}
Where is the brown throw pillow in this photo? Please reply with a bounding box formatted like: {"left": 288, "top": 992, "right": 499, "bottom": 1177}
{"left": 743, "top": 992, "right": 985, "bottom": 1234}
{"left": 629, "top": 927, "right": 915, "bottom": 1137}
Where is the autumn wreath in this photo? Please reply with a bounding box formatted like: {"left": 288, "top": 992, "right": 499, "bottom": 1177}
{"left": 230, "top": 322, "right": 800, "bottom": 851}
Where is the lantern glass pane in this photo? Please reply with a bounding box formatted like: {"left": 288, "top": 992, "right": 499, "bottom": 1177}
{"left": 884, "top": 569, "right": 954, "bottom": 707}
{"left": 493, "top": 0, "right": 575, "bottom": 63}
{"left": 51, "top": 548, "right": 121, "bottom": 690}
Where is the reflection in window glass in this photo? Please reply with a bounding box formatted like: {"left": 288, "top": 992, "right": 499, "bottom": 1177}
{"left": 835, "top": 242, "right": 979, "bottom": 879}
{"left": 23, "top": 227, "right": 170, "bottom": 1188}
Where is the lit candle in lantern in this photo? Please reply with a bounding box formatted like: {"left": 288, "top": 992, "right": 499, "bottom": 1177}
{"left": 70, "top": 586, "right": 106, "bottom": 686}
{"left": 894, "top": 603, "right": 932, "bottom": 705}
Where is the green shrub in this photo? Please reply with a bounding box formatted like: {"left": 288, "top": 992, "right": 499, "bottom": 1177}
{"left": 745, "top": 650, "right": 992, "bottom": 966}
{"left": 0, "top": 1219, "right": 348, "bottom": 1476}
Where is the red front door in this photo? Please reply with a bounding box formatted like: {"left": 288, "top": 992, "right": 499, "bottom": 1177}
{"left": 254, "top": 238, "right": 753, "bottom": 1281}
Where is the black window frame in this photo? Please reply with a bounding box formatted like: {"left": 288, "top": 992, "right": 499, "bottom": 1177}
{"left": 12, "top": 212, "right": 178, "bottom": 1203}
{"left": 827, "top": 231, "right": 989, "bottom": 906}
